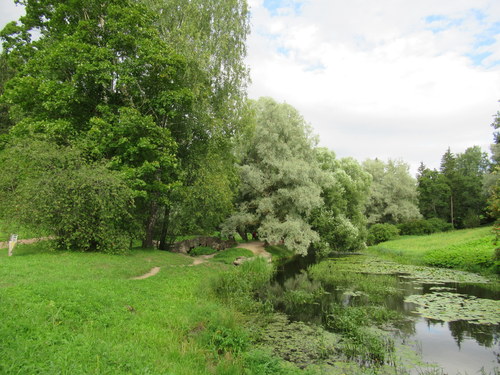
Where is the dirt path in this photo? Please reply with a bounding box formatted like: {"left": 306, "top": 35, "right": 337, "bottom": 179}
{"left": 130, "top": 266, "right": 161, "bottom": 280}
{"left": 235, "top": 241, "right": 272, "bottom": 262}
{"left": 0, "top": 236, "right": 53, "bottom": 249}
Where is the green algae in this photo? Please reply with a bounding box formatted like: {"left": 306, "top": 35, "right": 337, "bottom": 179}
{"left": 321, "top": 255, "right": 491, "bottom": 284}
{"left": 404, "top": 292, "right": 500, "bottom": 325}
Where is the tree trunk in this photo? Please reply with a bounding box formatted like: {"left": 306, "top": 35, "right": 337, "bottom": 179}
{"left": 142, "top": 201, "right": 158, "bottom": 248}
{"left": 159, "top": 205, "right": 171, "bottom": 250}
{"left": 450, "top": 194, "right": 455, "bottom": 228}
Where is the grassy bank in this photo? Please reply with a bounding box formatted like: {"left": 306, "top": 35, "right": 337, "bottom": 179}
{"left": 367, "top": 226, "right": 498, "bottom": 274}
{"left": 0, "top": 241, "right": 296, "bottom": 374}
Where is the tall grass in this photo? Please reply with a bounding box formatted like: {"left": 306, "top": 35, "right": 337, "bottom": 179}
{"left": 367, "top": 226, "right": 498, "bottom": 274}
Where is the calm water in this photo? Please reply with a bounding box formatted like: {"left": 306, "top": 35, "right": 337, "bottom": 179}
{"left": 274, "top": 255, "right": 500, "bottom": 375}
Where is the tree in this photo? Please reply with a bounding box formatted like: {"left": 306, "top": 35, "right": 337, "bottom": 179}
{"left": 417, "top": 163, "right": 450, "bottom": 220}
{"left": 1, "top": 0, "right": 247, "bottom": 248}
{"left": 143, "top": 0, "right": 251, "bottom": 249}
{"left": 440, "top": 146, "right": 490, "bottom": 228}
{"left": 363, "top": 159, "right": 421, "bottom": 225}
{"left": 310, "top": 149, "right": 371, "bottom": 254}
{"left": 0, "top": 139, "right": 135, "bottom": 252}
{"left": 222, "top": 97, "right": 325, "bottom": 255}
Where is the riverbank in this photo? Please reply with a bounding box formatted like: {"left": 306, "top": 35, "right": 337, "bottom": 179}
{"left": 366, "top": 226, "right": 498, "bottom": 275}
{"left": 0, "top": 241, "right": 301, "bottom": 374}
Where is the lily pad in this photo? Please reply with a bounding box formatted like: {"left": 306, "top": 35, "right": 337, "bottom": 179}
{"left": 323, "top": 256, "right": 491, "bottom": 284}
{"left": 404, "top": 292, "right": 500, "bottom": 324}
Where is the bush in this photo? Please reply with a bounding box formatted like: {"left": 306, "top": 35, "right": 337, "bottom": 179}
{"left": 367, "top": 224, "right": 399, "bottom": 245}
{"left": 397, "top": 218, "right": 453, "bottom": 236}
{"left": 0, "top": 140, "right": 136, "bottom": 253}
{"left": 397, "top": 220, "right": 432, "bottom": 235}
{"left": 463, "top": 211, "right": 482, "bottom": 229}
{"left": 426, "top": 218, "right": 453, "bottom": 233}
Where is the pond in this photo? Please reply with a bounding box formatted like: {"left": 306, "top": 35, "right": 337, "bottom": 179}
{"left": 271, "top": 254, "right": 500, "bottom": 374}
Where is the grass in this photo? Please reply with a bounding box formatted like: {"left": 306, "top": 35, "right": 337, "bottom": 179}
{"left": 265, "top": 245, "right": 295, "bottom": 260}
{"left": 367, "top": 226, "right": 498, "bottom": 274}
{"left": 213, "top": 248, "right": 254, "bottom": 264}
{"left": 0, "top": 241, "right": 291, "bottom": 374}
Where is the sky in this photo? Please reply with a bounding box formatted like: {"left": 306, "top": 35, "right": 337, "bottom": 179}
{"left": 246, "top": 0, "right": 500, "bottom": 174}
{"left": 1, "top": 1, "right": 500, "bottom": 175}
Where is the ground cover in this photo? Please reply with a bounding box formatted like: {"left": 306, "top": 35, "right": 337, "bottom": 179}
{"left": 0, "top": 241, "right": 292, "bottom": 374}
{"left": 367, "top": 226, "right": 498, "bottom": 274}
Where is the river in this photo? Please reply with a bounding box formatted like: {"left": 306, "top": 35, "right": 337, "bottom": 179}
{"left": 270, "top": 253, "right": 499, "bottom": 374}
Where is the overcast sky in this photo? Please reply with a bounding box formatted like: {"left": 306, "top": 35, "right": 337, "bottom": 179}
{"left": 1, "top": 0, "right": 500, "bottom": 175}
{"left": 246, "top": 0, "right": 500, "bottom": 174}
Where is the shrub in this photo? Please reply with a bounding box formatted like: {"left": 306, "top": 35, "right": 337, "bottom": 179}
{"left": 426, "top": 218, "right": 453, "bottom": 233}
{"left": 397, "top": 218, "right": 453, "bottom": 236}
{"left": 397, "top": 220, "right": 432, "bottom": 235}
{"left": 367, "top": 224, "right": 399, "bottom": 245}
{"left": 463, "top": 211, "right": 482, "bottom": 229}
{"left": 0, "top": 140, "right": 136, "bottom": 253}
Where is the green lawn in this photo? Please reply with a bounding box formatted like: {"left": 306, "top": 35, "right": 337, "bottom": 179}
{"left": 0, "top": 241, "right": 262, "bottom": 374}
{"left": 367, "top": 226, "right": 498, "bottom": 274}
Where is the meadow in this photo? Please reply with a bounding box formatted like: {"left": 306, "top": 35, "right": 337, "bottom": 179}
{"left": 0, "top": 241, "right": 298, "bottom": 374}
{"left": 367, "top": 226, "right": 498, "bottom": 274}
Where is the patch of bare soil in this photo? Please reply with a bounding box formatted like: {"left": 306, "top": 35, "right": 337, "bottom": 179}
{"left": 130, "top": 266, "right": 161, "bottom": 280}
{"left": 0, "top": 236, "right": 53, "bottom": 249}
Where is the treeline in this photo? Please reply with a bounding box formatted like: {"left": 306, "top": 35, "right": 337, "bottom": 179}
{"left": 0, "top": 0, "right": 498, "bottom": 255}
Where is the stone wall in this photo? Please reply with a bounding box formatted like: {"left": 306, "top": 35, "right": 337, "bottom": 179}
{"left": 169, "top": 236, "right": 237, "bottom": 254}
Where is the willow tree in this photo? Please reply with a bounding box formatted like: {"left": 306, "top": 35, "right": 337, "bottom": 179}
{"left": 363, "top": 159, "right": 421, "bottom": 225}
{"left": 222, "top": 97, "right": 326, "bottom": 255}
{"left": 310, "top": 149, "right": 371, "bottom": 254}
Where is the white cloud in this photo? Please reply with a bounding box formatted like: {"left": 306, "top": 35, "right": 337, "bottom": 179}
{"left": 247, "top": 0, "right": 500, "bottom": 174}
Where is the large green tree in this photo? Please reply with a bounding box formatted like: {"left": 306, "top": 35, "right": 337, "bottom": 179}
{"left": 417, "top": 163, "right": 450, "bottom": 220}
{"left": 222, "top": 97, "right": 325, "bottom": 255}
{"left": 310, "top": 149, "right": 371, "bottom": 254}
{"left": 143, "top": 0, "right": 250, "bottom": 249}
{"left": 440, "top": 146, "right": 489, "bottom": 228}
{"left": 1, "top": 0, "right": 250, "bottom": 249}
{"left": 363, "top": 159, "right": 421, "bottom": 225}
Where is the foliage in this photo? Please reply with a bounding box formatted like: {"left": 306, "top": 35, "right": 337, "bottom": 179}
{"left": 0, "top": 139, "right": 135, "bottom": 252}
{"left": 210, "top": 257, "right": 274, "bottom": 310}
{"left": 363, "top": 159, "right": 421, "bottom": 225}
{"left": 222, "top": 97, "right": 325, "bottom": 255}
{"left": 397, "top": 218, "right": 452, "bottom": 236}
{"left": 367, "top": 223, "right": 400, "bottom": 245}
{"left": 1, "top": 0, "right": 251, "bottom": 249}
{"left": 419, "top": 147, "right": 490, "bottom": 229}
{"left": 311, "top": 150, "right": 371, "bottom": 255}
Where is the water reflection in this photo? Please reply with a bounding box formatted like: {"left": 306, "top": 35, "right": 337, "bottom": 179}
{"left": 271, "top": 255, "right": 500, "bottom": 374}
